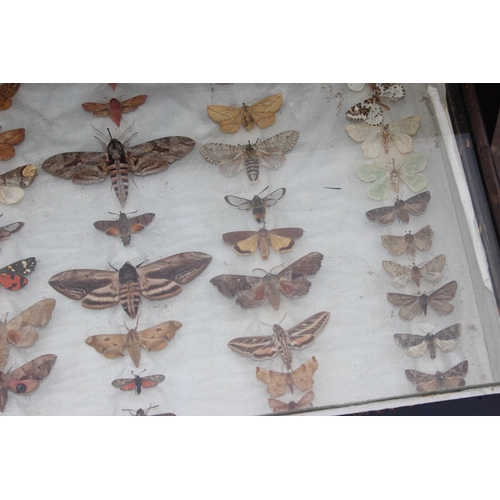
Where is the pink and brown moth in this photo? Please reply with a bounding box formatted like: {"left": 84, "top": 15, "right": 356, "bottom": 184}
{"left": 0, "top": 354, "right": 57, "bottom": 412}
{"left": 0, "top": 84, "right": 21, "bottom": 111}
{"left": 268, "top": 390, "right": 314, "bottom": 413}
{"left": 81, "top": 95, "right": 148, "bottom": 127}
{"left": 381, "top": 225, "right": 434, "bottom": 258}
{"left": 365, "top": 191, "right": 431, "bottom": 225}
{"left": 405, "top": 360, "right": 468, "bottom": 392}
{"left": 42, "top": 127, "right": 195, "bottom": 207}
{"left": 48, "top": 252, "right": 212, "bottom": 318}
{"left": 210, "top": 252, "right": 323, "bottom": 310}
{"left": 93, "top": 212, "right": 155, "bottom": 246}
{"left": 112, "top": 370, "right": 165, "bottom": 395}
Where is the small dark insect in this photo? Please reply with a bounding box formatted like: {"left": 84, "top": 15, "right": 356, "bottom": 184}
{"left": 112, "top": 370, "right": 165, "bottom": 395}
{"left": 122, "top": 404, "right": 176, "bottom": 416}
{"left": 224, "top": 186, "right": 286, "bottom": 223}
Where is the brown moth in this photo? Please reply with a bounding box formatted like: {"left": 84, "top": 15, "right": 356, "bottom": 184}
{"left": 382, "top": 254, "right": 446, "bottom": 288}
{"left": 0, "top": 220, "right": 24, "bottom": 243}
{"left": 48, "top": 252, "right": 212, "bottom": 319}
{"left": 93, "top": 212, "right": 155, "bottom": 246}
{"left": 0, "top": 298, "right": 56, "bottom": 371}
{"left": 366, "top": 191, "right": 431, "bottom": 225}
{"left": 42, "top": 127, "right": 195, "bottom": 207}
{"left": 394, "top": 324, "right": 462, "bottom": 359}
{"left": 0, "top": 354, "right": 57, "bottom": 413}
{"left": 256, "top": 356, "right": 318, "bottom": 397}
{"left": 0, "top": 128, "right": 25, "bottom": 161}
{"left": 222, "top": 224, "right": 303, "bottom": 260}
{"left": 85, "top": 319, "right": 182, "bottom": 367}
{"left": 387, "top": 280, "right": 458, "bottom": 320}
{"left": 112, "top": 370, "right": 165, "bottom": 395}
{"left": 268, "top": 390, "right": 314, "bottom": 413}
{"left": 122, "top": 404, "right": 176, "bottom": 416}
{"left": 207, "top": 93, "right": 283, "bottom": 133}
{"left": 211, "top": 252, "right": 323, "bottom": 310}
{"left": 228, "top": 311, "right": 330, "bottom": 370}
{"left": 405, "top": 360, "right": 468, "bottom": 392}
{"left": 82, "top": 95, "right": 148, "bottom": 127}
{"left": 0, "top": 164, "right": 38, "bottom": 205}
{"left": 224, "top": 186, "right": 286, "bottom": 223}
{"left": 199, "top": 130, "right": 299, "bottom": 184}
{"left": 0, "top": 84, "right": 21, "bottom": 111}
{"left": 381, "top": 225, "right": 434, "bottom": 258}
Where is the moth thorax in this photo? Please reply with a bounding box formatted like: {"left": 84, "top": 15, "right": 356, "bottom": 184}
{"left": 107, "top": 138, "right": 127, "bottom": 162}
{"left": 241, "top": 106, "right": 253, "bottom": 129}
{"left": 244, "top": 151, "right": 260, "bottom": 183}
{"left": 404, "top": 233, "right": 415, "bottom": 244}
{"left": 287, "top": 401, "right": 297, "bottom": 410}
{"left": 381, "top": 126, "right": 391, "bottom": 153}
{"left": 15, "top": 382, "right": 27, "bottom": 393}
{"left": 436, "top": 372, "right": 445, "bottom": 387}
{"left": 257, "top": 228, "right": 270, "bottom": 260}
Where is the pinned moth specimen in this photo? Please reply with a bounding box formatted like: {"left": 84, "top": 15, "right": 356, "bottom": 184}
{"left": 0, "top": 257, "right": 37, "bottom": 291}
{"left": 0, "top": 298, "right": 56, "bottom": 371}
{"left": 48, "top": 252, "right": 211, "bottom": 318}
{"left": 222, "top": 224, "right": 303, "bottom": 260}
{"left": 0, "top": 163, "right": 37, "bottom": 205}
{"left": 42, "top": 127, "right": 195, "bottom": 207}
{"left": 0, "top": 354, "right": 57, "bottom": 413}
{"left": 345, "top": 83, "right": 405, "bottom": 126}
{"left": 394, "top": 324, "right": 462, "bottom": 359}
{"left": 112, "top": 370, "right": 165, "bottom": 395}
{"left": 256, "top": 356, "right": 318, "bottom": 397}
{"left": 85, "top": 319, "right": 182, "bottom": 367}
{"left": 81, "top": 95, "right": 148, "bottom": 127}
{"left": 405, "top": 360, "right": 468, "bottom": 392}
{"left": 346, "top": 116, "right": 421, "bottom": 158}
{"left": 0, "top": 220, "right": 24, "bottom": 243}
{"left": 387, "top": 281, "right": 458, "bottom": 321}
{"left": 211, "top": 252, "right": 324, "bottom": 310}
{"left": 366, "top": 191, "right": 431, "bottom": 225}
{"left": 199, "top": 130, "right": 299, "bottom": 184}
{"left": 382, "top": 254, "right": 446, "bottom": 288}
{"left": 356, "top": 153, "right": 428, "bottom": 200}
{"left": 0, "top": 128, "right": 25, "bottom": 161}
{"left": 381, "top": 225, "right": 434, "bottom": 258}
{"left": 207, "top": 93, "right": 283, "bottom": 133}
{"left": 228, "top": 311, "right": 330, "bottom": 370}
{"left": 122, "top": 404, "right": 176, "bottom": 416}
{"left": 224, "top": 186, "right": 286, "bottom": 223}
{"left": 268, "top": 391, "right": 314, "bottom": 413}
{"left": 93, "top": 212, "right": 155, "bottom": 246}
{"left": 0, "top": 83, "right": 20, "bottom": 111}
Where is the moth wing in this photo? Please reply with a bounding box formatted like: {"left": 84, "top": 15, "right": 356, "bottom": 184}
{"left": 81, "top": 101, "right": 110, "bottom": 115}
{"left": 42, "top": 152, "right": 109, "bottom": 183}
{"left": 140, "top": 374, "right": 165, "bottom": 388}
{"left": 287, "top": 311, "right": 330, "bottom": 349}
{"left": 250, "top": 94, "right": 283, "bottom": 128}
{"left": 93, "top": 219, "right": 120, "bottom": 236}
{"left": 387, "top": 293, "right": 422, "bottom": 320}
{"left": 119, "top": 94, "right": 148, "bottom": 112}
{"left": 428, "top": 281, "right": 457, "bottom": 315}
{"left": 366, "top": 206, "right": 397, "bottom": 225}
{"left": 8, "top": 354, "right": 57, "bottom": 388}
{"left": 222, "top": 231, "right": 259, "bottom": 256}
{"left": 210, "top": 274, "right": 255, "bottom": 298}
{"left": 235, "top": 282, "right": 269, "bottom": 308}
{"left": 291, "top": 356, "right": 318, "bottom": 392}
{"left": 398, "top": 152, "right": 428, "bottom": 192}
{"left": 0, "top": 164, "right": 37, "bottom": 188}
{"left": 413, "top": 225, "right": 434, "bottom": 251}
{"left": 207, "top": 105, "right": 242, "bottom": 133}
{"left": 261, "top": 187, "right": 286, "bottom": 207}
{"left": 443, "top": 360, "right": 468, "bottom": 383}
{"left": 268, "top": 398, "right": 291, "bottom": 411}
{"left": 0, "top": 186, "right": 25, "bottom": 205}
{"left": 434, "top": 324, "right": 461, "bottom": 353}
{"left": 378, "top": 83, "right": 405, "bottom": 101}
{"left": 346, "top": 124, "right": 380, "bottom": 144}
{"left": 111, "top": 378, "right": 135, "bottom": 390}
{"left": 268, "top": 228, "right": 303, "bottom": 253}
{"left": 256, "top": 367, "right": 287, "bottom": 397}
{"left": 85, "top": 334, "right": 128, "bottom": 359}
{"left": 418, "top": 254, "right": 446, "bottom": 284}
{"left": 0, "top": 222, "right": 24, "bottom": 241}
{"left": 346, "top": 98, "right": 374, "bottom": 122}
{"left": 256, "top": 151, "right": 287, "bottom": 170}
{"left": 0, "top": 84, "right": 20, "bottom": 109}
{"left": 403, "top": 191, "right": 431, "bottom": 216}
{"left": 356, "top": 165, "right": 391, "bottom": 200}
{"left": 224, "top": 195, "right": 253, "bottom": 211}
{"left": 258, "top": 130, "right": 299, "bottom": 154}
{"left": 394, "top": 334, "right": 428, "bottom": 357}
{"left": 127, "top": 213, "right": 155, "bottom": 233}
{"left": 382, "top": 260, "right": 412, "bottom": 288}
{"left": 279, "top": 252, "right": 323, "bottom": 279}
{"left": 227, "top": 335, "right": 277, "bottom": 360}
{"left": 0, "top": 128, "right": 25, "bottom": 146}
{"left": 199, "top": 143, "right": 246, "bottom": 177}
{"left": 138, "top": 321, "right": 182, "bottom": 351}
{"left": 405, "top": 369, "right": 438, "bottom": 392}
{"left": 388, "top": 116, "right": 421, "bottom": 153}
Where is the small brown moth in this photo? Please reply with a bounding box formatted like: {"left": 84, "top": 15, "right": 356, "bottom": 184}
{"left": 256, "top": 356, "right": 318, "bottom": 397}
{"left": 224, "top": 186, "right": 286, "bottom": 223}
{"left": 0, "top": 84, "right": 20, "bottom": 111}
{"left": 48, "top": 252, "right": 212, "bottom": 318}
{"left": 381, "top": 225, "right": 434, "bottom": 258}
{"left": 394, "top": 324, "right": 462, "bottom": 359}
{"left": 0, "top": 164, "right": 37, "bottom": 205}
{"left": 0, "top": 220, "right": 24, "bottom": 243}
{"left": 0, "top": 298, "right": 56, "bottom": 371}
{"left": 366, "top": 191, "right": 431, "bottom": 225}
{"left": 387, "top": 281, "right": 458, "bottom": 320}
{"left": 85, "top": 319, "right": 182, "bottom": 367}
{"left": 93, "top": 212, "right": 155, "bottom": 246}
{"left": 122, "top": 404, "right": 176, "bottom": 416}
{"left": 207, "top": 93, "right": 283, "bottom": 133}
{"left": 0, "top": 128, "right": 25, "bottom": 161}
{"left": 382, "top": 254, "right": 446, "bottom": 288}
{"left": 405, "top": 360, "right": 468, "bottom": 392}
{"left": 268, "top": 391, "right": 314, "bottom": 413}
{"left": 0, "top": 354, "right": 57, "bottom": 413}
{"left": 82, "top": 95, "right": 148, "bottom": 127}
{"left": 112, "top": 370, "right": 165, "bottom": 395}
{"left": 42, "top": 127, "right": 195, "bottom": 207}
{"left": 222, "top": 224, "right": 303, "bottom": 260}
{"left": 199, "top": 130, "right": 299, "bottom": 183}
{"left": 211, "top": 252, "right": 324, "bottom": 310}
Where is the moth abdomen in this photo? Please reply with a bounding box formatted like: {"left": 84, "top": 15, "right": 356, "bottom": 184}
{"left": 244, "top": 155, "right": 260, "bottom": 183}
{"left": 109, "top": 162, "right": 129, "bottom": 208}
{"left": 420, "top": 295, "right": 429, "bottom": 315}
{"left": 120, "top": 282, "right": 142, "bottom": 319}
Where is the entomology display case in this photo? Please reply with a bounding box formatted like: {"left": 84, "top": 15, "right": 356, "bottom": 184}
{"left": 1, "top": 83, "right": 499, "bottom": 415}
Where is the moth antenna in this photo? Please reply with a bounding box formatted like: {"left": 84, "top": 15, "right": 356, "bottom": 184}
{"left": 132, "top": 369, "right": 146, "bottom": 377}
{"left": 107, "top": 211, "right": 119, "bottom": 217}
{"left": 108, "top": 263, "right": 119, "bottom": 271}
{"left": 122, "top": 408, "right": 135, "bottom": 415}
{"left": 145, "top": 404, "right": 159, "bottom": 414}
{"left": 252, "top": 267, "right": 268, "bottom": 275}
{"left": 269, "top": 263, "right": 285, "bottom": 274}
{"left": 106, "top": 128, "right": 113, "bottom": 140}
{"left": 257, "top": 185, "right": 269, "bottom": 197}
{"left": 119, "top": 122, "right": 137, "bottom": 144}
{"left": 0, "top": 312, "right": 8, "bottom": 322}
{"left": 324, "top": 186, "right": 341, "bottom": 190}
{"left": 91, "top": 125, "right": 109, "bottom": 148}
{"left": 125, "top": 210, "right": 138, "bottom": 215}
{"left": 135, "top": 316, "right": 140, "bottom": 330}
{"left": 260, "top": 320, "right": 273, "bottom": 327}
{"left": 278, "top": 313, "right": 286, "bottom": 325}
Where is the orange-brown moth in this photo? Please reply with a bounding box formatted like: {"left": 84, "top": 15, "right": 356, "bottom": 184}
{"left": 268, "top": 390, "right": 314, "bottom": 413}
{"left": 381, "top": 225, "right": 434, "bottom": 258}
{"left": 82, "top": 95, "right": 148, "bottom": 127}
{"left": 0, "top": 84, "right": 20, "bottom": 111}
{"left": 405, "top": 360, "right": 468, "bottom": 392}
{"left": 0, "top": 128, "right": 25, "bottom": 161}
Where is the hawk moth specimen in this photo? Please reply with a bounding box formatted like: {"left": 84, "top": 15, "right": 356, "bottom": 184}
{"left": 0, "top": 354, "right": 57, "bottom": 413}
{"left": 0, "top": 163, "right": 37, "bottom": 205}
{"left": 345, "top": 83, "right": 405, "bottom": 126}
{"left": 222, "top": 224, "right": 303, "bottom": 260}
{"left": 211, "top": 252, "right": 324, "bottom": 310}
{"left": 0, "top": 128, "right": 25, "bottom": 161}
{"left": 48, "top": 252, "right": 212, "bottom": 318}
{"left": 394, "top": 324, "right": 462, "bottom": 359}
{"left": 112, "top": 370, "right": 165, "bottom": 395}
{"left": 256, "top": 356, "right": 318, "bottom": 397}
{"left": 224, "top": 186, "right": 286, "bottom": 223}
{"left": 387, "top": 281, "right": 458, "bottom": 320}
{"left": 0, "top": 220, "right": 24, "bottom": 243}
{"left": 207, "top": 93, "right": 283, "bottom": 133}
{"left": 366, "top": 191, "right": 431, "bottom": 225}
{"left": 228, "top": 311, "right": 330, "bottom": 370}
{"left": 0, "top": 83, "right": 20, "bottom": 111}
{"left": 0, "top": 257, "right": 37, "bottom": 291}
{"left": 82, "top": 94, "right": 148, "bottom": 127}
{"left": 93, "top": 212, "right": 155, "bottom": 246}
{"left": 382, "top": 254, "right": 446, "bottom": 288}
{"left": 381, "top": 225, "right": 434, "bottom": 258}
{"left": 0, "top": 298, "right": 56, "bottom": 371}
{"left": 42, "top": 127, "right": 195, "bottom": 207}
{"left": 346, "top": 116, "right": 421, "bottom": 158}
{"left": 356, "top": 153, "right": 427, "bottom": 200}
{"left": 85, "top": 319, "right": 182, "bottom": 367}
{"left": 405, "top": 360, "right": 468, "bottom": 392}
{"left": 268, "top": 390, "right": 314, "bottom": 413}
{"left": 199, "top": 130, "right": 299, "bottom": 183}
{"left": 122, "top": 404, "right": 176, "bottom": 416}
